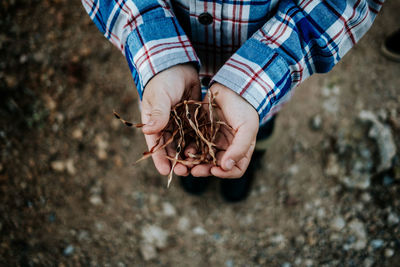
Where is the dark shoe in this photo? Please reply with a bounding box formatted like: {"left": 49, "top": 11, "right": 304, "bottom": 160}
{"left": 220, "top": 149, "right": 266, "bottom": 202}
{"left": 180, "top": 175, "right": 210, "bottom": 195}
{"left": 381, "top": 29, "right": 400, "bottom": 62}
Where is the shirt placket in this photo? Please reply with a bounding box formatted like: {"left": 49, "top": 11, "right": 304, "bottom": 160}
{"left": 189, "top": 0, "right": 222, "bottom": 92}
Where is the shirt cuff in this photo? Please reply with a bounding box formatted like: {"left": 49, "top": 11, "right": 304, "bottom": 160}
{"left": 125, "top": 17, "right": 200, "bottom": 99}
{"left": 212, "top": 38, "right": 292, "bottom": 125}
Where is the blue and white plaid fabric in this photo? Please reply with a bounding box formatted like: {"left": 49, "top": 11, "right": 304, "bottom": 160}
{"left": 82, "top": 0, "right": 383, "bottom": 124}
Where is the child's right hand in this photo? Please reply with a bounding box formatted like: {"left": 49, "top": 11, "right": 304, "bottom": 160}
{"left": 140, "top": 63, "right": 200, "bottom": 177}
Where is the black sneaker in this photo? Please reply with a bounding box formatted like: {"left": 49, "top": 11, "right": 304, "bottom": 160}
{"left": 220, "top": 149, "right": 265, "bottom": 202}
{"left": 180, "top": 175, "right": 210, "bottom": 195}
{"left": 381, "top": 29, "right": 400, "bottom": 62}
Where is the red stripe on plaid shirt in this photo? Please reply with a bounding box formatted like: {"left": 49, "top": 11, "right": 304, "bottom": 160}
{"left": 228, "top": 58, "right": 274, "bottom": 93}
{"left": 136, "top": 41, "right": 193, "bottom": 69}
{"left": 237, "top": 53, "right": 279, "bottom": 96}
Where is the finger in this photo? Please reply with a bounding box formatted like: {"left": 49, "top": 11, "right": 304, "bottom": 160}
{"left": 220, "top": 126, "right": 257, "bottom": 171}
{"left": 163, "top": 139, "right": 189, "bottom": 176}
{"left": 144, "top": 134, "right": 171, "bottom": 176}
{"left": 141, "top": 90, "right": 171, "bottom": 135}
{"left": 210, "top": 149, "right": 252, "bottom": 178}
{"left": 191, "top": 164, "right": 213, "bottom": 177}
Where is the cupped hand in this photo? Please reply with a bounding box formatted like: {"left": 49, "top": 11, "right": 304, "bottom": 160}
{"left": 190, "top": 83, "right": 259, "bottom": 178}
{"left": 141, "top": 63, "right": 200, "bottom": 177}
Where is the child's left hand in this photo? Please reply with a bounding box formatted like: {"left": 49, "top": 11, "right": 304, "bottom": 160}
{"left": 190, "top": 83, "right": 259, "bottom": 178}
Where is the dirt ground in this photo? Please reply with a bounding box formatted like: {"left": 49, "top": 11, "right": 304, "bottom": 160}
{"left": 1, "top": 1, "right": 400, "bottom": 266}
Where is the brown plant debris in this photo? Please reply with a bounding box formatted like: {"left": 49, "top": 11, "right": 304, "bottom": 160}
{"left": 113, "top": 91, "right": 233, "bottom": 187}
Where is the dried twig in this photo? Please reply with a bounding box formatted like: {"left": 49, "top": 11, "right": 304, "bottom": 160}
{"left": 114, "top": 91, "right": 233, "bottom": 187}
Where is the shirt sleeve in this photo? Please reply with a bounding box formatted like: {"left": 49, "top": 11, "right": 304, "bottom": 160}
{"left": 81, "top": 0, "right": 201, "bottom": 99}
{"left": 212, "top": 0, "right": 383, "bottom": 124}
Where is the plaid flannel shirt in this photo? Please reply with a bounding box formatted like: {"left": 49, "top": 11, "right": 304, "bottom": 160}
{"left": 82, "top": 0, "right": 383, "bottom": 124}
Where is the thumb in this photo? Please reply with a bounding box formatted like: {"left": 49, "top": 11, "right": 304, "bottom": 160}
{"left": 141, "top": 91, "right": 171, "bottom": 135}
{"left": 221, "top": 126, "right": 256, "bottom": 171}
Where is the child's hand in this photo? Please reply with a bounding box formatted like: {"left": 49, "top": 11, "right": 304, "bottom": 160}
{"left": 141, "top": 63, "right": 200, "bottom": 177}
{"left": 191, "top": 83, "right": 259, "bottom": 178}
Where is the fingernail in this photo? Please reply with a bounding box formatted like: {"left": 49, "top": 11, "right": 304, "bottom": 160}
{"left": 225, "top": 159, "right": 235, "bottom": 170}
{"left": 146, "top": 120, "right": 155, "bottom": 126}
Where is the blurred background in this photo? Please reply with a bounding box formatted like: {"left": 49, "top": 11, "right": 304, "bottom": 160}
{"left": 0, "top": 0, "right": 399, "bottom": 266}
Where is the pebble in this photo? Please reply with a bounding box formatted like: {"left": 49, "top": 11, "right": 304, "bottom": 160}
{"left": 63, "top": 245, "right": 74, "bottom": 256}
{"left": 65, "top": 159, "right": 76, "bottom": 175}
{"left": 225, "top": 259, "right": 234, "bottom": 267}
{"left": 363, "top": 257, "right": 375, "bottom": 267}
{"left": 72, "top": 128, "right": 83, "bottom": 140}
{"left": 95, "top": 135, "right": 109, "bottom": 160}
{"left": 310, "top": 114, "right": 322, "bottom": 131}
{"left": 304, "top": 259, "right": 314, "bottom": 267}
{"left": 141, "top": 225, "right": 168, "bottom": 249}
{"left": 50, "top": 159, "right": 75, "bottom": 175}
{"left": 51, "top": 160, "right": 65, "bottom": 172}
{"left": 325, "top": 154, "right": 340, "bottom": 177}
{"left": 270, "top": 234, "right": 287, "bottom": 248}
{"left": 177, "top": 217, "right": 190, "bottom": 231}
{"left": 89, "top": 195, "right": 103, "bottom": 206}
{"left": 359, "top": 110, "right": 396, "bottom": 172}
{"left": 193, "top": 226, "right": 207, "bottom": 235}
{"left": 281, "top": 262, "right": 292, "bottom": 267}
{"left": 331, "top": 216, "right": 346, "bottom": 231}
{"left": 383, "top": 175, "right": 394, "bottom": 186}
{"left": 387, "top": 212, "right": 399, "bottom": 225}
{"left": 370, "top": 239, "right": 384, "bottom": 249}
{"left": 384, "top": 248, "right": 394, "bottom": 258}
{"left": 140, "top": 243, "right": 157, "bottom": 261}
{"left": 162, "top": 202, "right": 176, "bottom": 217}
{"left": 361, "top": 192, "right": 372, "bottom": 202}
{"left": 347, "top": 219, "right": 367, "bottom": 250}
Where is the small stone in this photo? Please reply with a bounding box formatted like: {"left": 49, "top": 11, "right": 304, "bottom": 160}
{"left": 288, "top": 164, "right": 299, "bottom": 175}
{"left": 383, "top": 175, "right": 394, "bottom": 186}
{"left": 141, "top": 225, "right": 168, "bottom": 249}
{"left": 225, "top": 259, "right": 234, "bottom": 267}
{"left": 193, "top": 226, "right": 207, "bottom": 235}
{"left": 63, "top": 245, "right": 74, "bottom": 256}
{"left": 347, "top": 219, "right": 367, "bottom": 250}
{"left": 95, "top": 135, "right": 108, "bottom": 160}
{"left": 43, "top": 94, "right": 57, "bottom": 111}
{"left": 192, "top": 226, "right": 207, "bottom": 235}
{"left": 72, "top": 128, "right": 83, "bottom": 140}
{"left": 89, "top": 195, "right": 103, "bottom": 206}
{"left": 281, "top": 262, "right": 292, "bottom": 267}
{"left": 363, "top": 257, "right": 374, "bottom": 267}
{"left": 360, "top": 192, "right": 372, "bottom": 202}
{"left": 51, "top": 161, "right": 65, "bottom": 172}
{"left": 304, "top": 259, "right": 313, "bottom": 267}
{"left": 140, "top": 243, "right": 157, "bottom": 261}
{"left": 387, "top": 212, "right": 399, "bottom": 225}
{"left": 331, "top": 216, "right": 346, "bottom": 231}
{"left": 325, "top": 154, "right": 340, "bottom": 177}
{"left": 177, "top": 217, "right": 190, "bottom": 231}
{"left": 384, "top": 248, "right": 394, "bottom": 258}
{"left": 270, "top": 234, "right": 287, "bottom": 248}
{"left": 359, "top": 110, "right": 396, "bottom": 172}
{"left": 65, "top": 159, "right": 76, "bottom": 175}
{"left": 19, "top": 54, "right": 28, "bottom": 64}
{"left": 162, "top": 202, "right": 176, "bottom": 217}
{"left": 370, "top": 239, "right": 384, "bottom": 249}
{"left": 310, "top": 114, "right": 322, "bottom": 131}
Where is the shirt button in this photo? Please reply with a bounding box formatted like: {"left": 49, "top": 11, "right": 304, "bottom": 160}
{"left": 198, "top": 12, "right": 213, "bottom": 25}
{"left": 201, "top": 76, "right": 211, "bottom": 86}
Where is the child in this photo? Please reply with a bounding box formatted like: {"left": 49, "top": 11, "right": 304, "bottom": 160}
{"left": 82, "top": 0, "right": 383, "bottom": 201}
